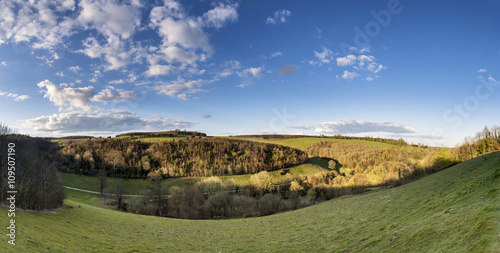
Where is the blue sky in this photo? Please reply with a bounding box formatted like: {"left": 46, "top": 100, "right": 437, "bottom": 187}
{"left": 0, "top": 0, "right": 499, "bottom": 146}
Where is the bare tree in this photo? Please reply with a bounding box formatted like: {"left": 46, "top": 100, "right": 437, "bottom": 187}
{"left": 146, "top": 171, "right": 167, "bottom": 217}
{"left": 114, "top": 180, "right": 126, "bottom": 210}
{"left": 97, "top": 164, "right": 107, "bottom": 197}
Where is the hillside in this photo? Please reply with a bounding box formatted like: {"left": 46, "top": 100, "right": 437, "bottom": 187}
{"left": 6, "top": 150, "right": 499, "bottom": 252}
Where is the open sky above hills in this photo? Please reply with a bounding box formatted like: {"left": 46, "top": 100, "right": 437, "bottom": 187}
{"left": 0, "top": 0, "right": 499, "bottom": 146}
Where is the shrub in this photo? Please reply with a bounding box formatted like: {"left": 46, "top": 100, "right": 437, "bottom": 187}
{"left": 259, "top": 193, "right": 281, "bottom": 215}
{"left": 251, "top": 171, "right": 272, "bottom": 193}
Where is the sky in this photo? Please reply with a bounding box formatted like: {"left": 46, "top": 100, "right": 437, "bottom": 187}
{"left": 0, "top": 0, "right": 499, "bottom": 147}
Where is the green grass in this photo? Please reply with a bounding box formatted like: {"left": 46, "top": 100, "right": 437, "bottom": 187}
{"left": 6, "top": 151, "right": 499, "bottom": 252}
{"left": 226, "top": 137, "right": 393, "bottom": 151}
{"left": 61, "top": 172, "right": 200, "bottom": 194}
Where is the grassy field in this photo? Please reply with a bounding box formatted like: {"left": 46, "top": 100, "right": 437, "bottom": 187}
{"left": 5, "top": 150, "right": 499, "bottom": 252}
{"left": 227, "top": 137, "right": 393, "bottom": 151}
{"left": 61, "top": 161, "right": 328, "bottom": 194}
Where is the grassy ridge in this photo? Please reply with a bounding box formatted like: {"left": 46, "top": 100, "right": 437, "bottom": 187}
{"left": 227, "top": 137, "right": 393, "bottom": 151}
{"left": 6, "top": 151, "right": 499, "bottom": 252}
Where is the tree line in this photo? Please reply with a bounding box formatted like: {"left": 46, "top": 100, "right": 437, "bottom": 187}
{"left": 0, "top": 124, "right": 64, "bottom": 210}
{"left": 57, "top": 137, "right": 308, "bottom": 179}
{"left": 233, "top": 134, "right": 411, "bottom": 146}
{"left": 455, "top": 126, "right": 500, "bottom": 161}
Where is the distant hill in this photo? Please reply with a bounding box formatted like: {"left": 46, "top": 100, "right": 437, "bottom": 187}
{"left": 232, "top": 134, "right": 411, "bottom": 146}
{"left": 52, "top": 135, "right": 94, "bottom": 140}
{"left": 116, "top": 129, "right": 207, "bottom": 138}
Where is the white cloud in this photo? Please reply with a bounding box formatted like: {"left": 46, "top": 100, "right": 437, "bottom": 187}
{"left": 37, "top": 80, "right": 137, "bottom": 110}
{"left": 154, "top": 78, "right": 205, "bottom": 100}
{"left": 217, "top": 60, "right": 241, "bottom": 77}
{"left": 478, "top": 69, "right": 487, "bottom": 73}
{"left": 266, "top": 9, "right": 291, "bottom": 25}
{"left": 336, "top": 54, "right": 357, "bottom": 66}
{"left": 359, "top": 47, "right": 370, "bottom": 53}
{"left": 69, "top": 65, "right": 81, "bottom": 73}
{"left": 367, "top": 62, "right": 384, "bottom": 73}
{"left": 342, "top": 70, "right": 359, "bottom": 80}
{"left": 91, "top": 86, "right": 138, "bottom": 104}
{"left": 292, "top": 119, "right": 416, "bottom": 135}
{"left": 200, "top": 3, "right": 238, "bottom": 29}
{"left": 37, "top": 79, "right": 95, "bottom": 111}
{"left": 109, "top": 79, "right": 125, "bottom": 84}
{"left": 240, "top": 67, "right": 263, "bottom": 78}
{"left": 78, "top": 0, "right": 141, "bottom": 40}
{"left": 0, "top": 90, "right": 30, "bottom": 101}
{"left": 78, "top": 36, "right": 132, "bottom": 70}
{"left": 24, "top": 110, "right": 193, "bottom": 133}
{"left": 271, "top": 51, "right": 282, "bottom": 58}
{"left": 1, "top": 61, "right": 6, "bottom": 66}
{"left": 366, "top": 77, "right": 374, "bottom": 81}
{"left": 236, "top": 67, "right": 263, "bottom": 88}
{"left": 312, "top": 47, "right": 334, "bottom": 65}
{"left": 0, "top": 0, "right": 77, "bottom": 50}
{"left": 145, "top": 64, "right": 174, "bottom": 76}
{"left": 357, "top": 55, "right": 374, "bottom": 66}
{"left": 56, "top": 71, "right": 64, "bottom": 77}
{"left": 151, "top": 13, "right": 212, "bottom": 54}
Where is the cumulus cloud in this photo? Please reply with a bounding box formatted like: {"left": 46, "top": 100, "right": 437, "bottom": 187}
{"left": 145, "top": 0, "right": 238, "bottom": 77}
{"left": 1, "top": 61, "right": 7, "bottom": 66}
{"left": 336, "top": 55, "right": 357, "bottom": 66}
{"left": 197, "top": 113, "right": 211, "bottom": 118}
{"left": 313, "top": 47, "right": 334, "bottom": 65}
{"left": 37, "top": 79, "right": 95, "bottom": 111}
{"left": 0, "top": 90, "right": 30, "bottom": 101}
{"left": 69, "top": 65, "right": 81, "bottom": 73}
{"left": 0, "top": 0, "right": 78, "bottom": 49}
{"left": 24, "top": 110, "right": 193, "bottom": 133}
{"left": 266, "top": 9, "right": 291, "bottom": 25}
{"left": 342, "top": 70, "right": 359, "bottom": 80}
{"left": 200, "top": 3, "right": 238, "bottom": 29}
{"left": 309, "top": 46, "right": 385, "bottom": 80}
{"left": 145, "top": 64, "right": 174, "bottom": 76}
{"left": 277, "top": 65, "right": 300, "bottom": 75}
{"left": 91, "top": 86, "right": 138, "bottom": 104}
{"left": 154, "top": 78, "right": 205, "bottom": 100}
{"left": 237, "top": 67, "right": 263, "bottom": 88}
{"left": 78, "top": 0, "right": 141, "bottom": 40}
{"left": 478, "top": 68, "right": 487, "bottom": 73}
{"left": 366, "top": 62, "right": 382, "bottom": 73}
{"left": 37, "top": 80, "right": 137, "bottom": 110}
{"left": 240, "top": 67, "right": 263, "bottom": 78}
{"left": 292, "top": 119, "right": 416, "bottom": 135}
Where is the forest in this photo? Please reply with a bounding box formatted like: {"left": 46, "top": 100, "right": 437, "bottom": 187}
{"left": 115, "top": 129, "right": 207, "bottom": 138}
{"left": 0, "top": 124, "right": 64, "bottom": 210}
{"left": 57, "top": 137, "right": 308, "bottom": 179}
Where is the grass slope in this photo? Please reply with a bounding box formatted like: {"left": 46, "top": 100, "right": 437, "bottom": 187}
{"left": 4, "top": 151, "right": 499, "bottom": 252}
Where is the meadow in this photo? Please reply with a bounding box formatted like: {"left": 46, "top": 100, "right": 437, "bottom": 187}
{"left": 4, "top": 149, "right": 499, "bottom": 252}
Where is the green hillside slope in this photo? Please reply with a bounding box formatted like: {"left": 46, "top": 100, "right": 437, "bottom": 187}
{"left": 4, "top": 151, "right": 499, "bottom": 252}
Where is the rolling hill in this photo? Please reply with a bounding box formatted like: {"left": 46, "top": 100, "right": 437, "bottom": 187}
{"left": 4, "top": 150, "right": 499, "bottom": 252}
